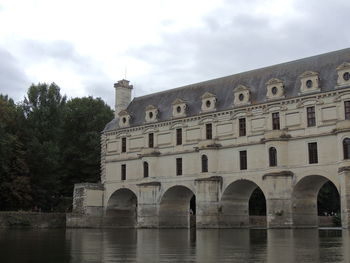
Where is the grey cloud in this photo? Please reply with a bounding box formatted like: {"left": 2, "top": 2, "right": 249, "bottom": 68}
{"left": 0, "top": 48, "right": 30, "bottom": 102}
{"left": 127, "top": 0, "right": 350, "bottom": 98}
{"left": 20, "top": 40, "right": 114, "bottom": 106}
{"left": 20, "top": 40, "right": 100, "bottom": 73}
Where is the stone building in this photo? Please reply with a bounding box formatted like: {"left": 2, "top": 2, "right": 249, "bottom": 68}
{"left": 67, "top": 48, "right": 350, "bottom": 229}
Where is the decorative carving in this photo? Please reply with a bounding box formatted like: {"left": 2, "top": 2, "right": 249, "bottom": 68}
{"left": 145, "top": 105, "right": 158, "bottom": 123}
{"left": 336, "top": 62, "right": 350, "bottom": 88}
{"left": 299, "top": 71, "right": 320, "bottom": 94}
{"left": 234, "top": 85, "right": 251, "bottom": 106}
{"left": 201, "top": 92, "right": 217, "bottom": 112}
{"left": 118, "top": 110, "right": 131, "bottom": 127}
{"left": 172, "top": 98, "right": 187, "bottom": 118}
{"left": 266, "top": 78, "right": 285, "bottom": 100}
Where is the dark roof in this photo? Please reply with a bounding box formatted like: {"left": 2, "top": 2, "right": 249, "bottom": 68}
{"left": 104, "top": 48, "right": 350, "bottom": 132}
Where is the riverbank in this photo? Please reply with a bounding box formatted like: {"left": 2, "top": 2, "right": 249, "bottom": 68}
{"left": 0, "top": 212, "right": 66, "bottom": 228}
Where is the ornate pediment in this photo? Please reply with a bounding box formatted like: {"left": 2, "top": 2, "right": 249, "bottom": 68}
{"left": 299, "top": 71, "right": 318, "bottom": 78}
{"left": 118, "top": 110, "right": 129, "bottom": 117}
{"left": 172, "top": 98, "right": 186, "bottom": 105}
{"left": 265, "top": 78, "right": 283, "bottom": 85}
{"left": 234, "top": 84, "right": 249, "bottom": 93}
{"left": 145, "top": 104, "right": 157, "bottom": 111}
{"left": 201, "top": 92, "right": 216, "bottom": 99}
{"left": 336, "top": 62, "right": 350, "bottom": 70}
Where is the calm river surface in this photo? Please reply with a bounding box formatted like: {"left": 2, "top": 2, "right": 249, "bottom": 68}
{"left": 0, "top": 228, "right": 348, "bottom": 263}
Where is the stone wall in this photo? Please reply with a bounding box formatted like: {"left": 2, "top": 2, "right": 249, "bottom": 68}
{"left": 0, "top": 212, "right": 66, "bottom": 228}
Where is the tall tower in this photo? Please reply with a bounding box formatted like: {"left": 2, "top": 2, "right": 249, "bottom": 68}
{"left": 114, "top": 79, "right": 133, "bottom": 118}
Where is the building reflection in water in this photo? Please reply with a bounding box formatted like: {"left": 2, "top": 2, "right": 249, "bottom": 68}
{"left": 65, "top": 228, "right": 346, "bottom": 262}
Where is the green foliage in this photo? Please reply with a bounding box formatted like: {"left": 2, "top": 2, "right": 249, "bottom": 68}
{"left": 23, "top": 83, "right": 67, "bottom": 211}
{"left": 0, "top": 83, "right": 113, "bottom": 212}
{"left": 0, "top": 95, "right": 32, "bottom": 210}
{"left": 60, "top": 97, "right": 113, "bottom": 197}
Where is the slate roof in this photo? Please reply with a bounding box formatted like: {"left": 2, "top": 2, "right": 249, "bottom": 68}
{"left": 104, "top": 48, "right": 350, "bottom": 132}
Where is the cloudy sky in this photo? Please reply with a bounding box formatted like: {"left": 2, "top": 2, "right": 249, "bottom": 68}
{"left": 0, "top": 0, "right": 349, "bottom": 107}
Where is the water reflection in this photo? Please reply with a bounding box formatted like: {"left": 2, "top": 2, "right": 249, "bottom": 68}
{"left": 0, "top": 228, "right": 348, "bottom": 262}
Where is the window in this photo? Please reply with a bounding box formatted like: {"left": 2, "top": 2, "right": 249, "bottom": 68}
{"left": 240, "top": 150, "right": 247, "bottom": 170}
{"left": 307, "top": 106, "right": 316, "bottom": 127}
{"left": 272, "top": 112, "right": 280, "bottom": 130}
{"left": 176, "top": 158, "right": 182, "bottom": 176}
{"left": 121, "top": 137, "right": 126, "bottom": 153}
{"left": 143, "top": 162, "right": 149, "bottom": 178}
{"left": 269, "top": 147, "right": 277, "bottom": 167}
{"left": 343, "top": 138, "right": 350, "bottom": 159}
{"left": 121, "top": 164, "right": 126, "bottom": 180}
{"left": 149, "top": 133, "right": 154, "bottom": 148}
{"left": 206, "top": 123, "right": 212, "bottom": 140}
{"left": 201, "top": 155, "right": 208, "bottom": 173}
{"left": 308, "top": 142, "right": 318, "bottom": 164}
{"left": 345, "top": 101, "right": 350, "bottom": 120}
{"left": 239, "top": 118, "right": 246, "bottom": 136}
{"left": 176, "top": 128, "right": 182, "bottom": 145}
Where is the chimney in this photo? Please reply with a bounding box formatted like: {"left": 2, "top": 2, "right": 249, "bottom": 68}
{"left": 114, "top": 79, "right": 133, "bottom": 118}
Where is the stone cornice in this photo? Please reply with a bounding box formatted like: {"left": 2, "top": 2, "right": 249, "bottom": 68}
{"left": 137, "top": 181, "right": 161, "bottom": 187}
{"left": 262, "top": 171, "right": 294, "bottom": 180}
{"left": 338, "top": 166, "right": 350, "bottom": 173}
{"left": 195, "top": 176, "right": 223, "bottom": 183}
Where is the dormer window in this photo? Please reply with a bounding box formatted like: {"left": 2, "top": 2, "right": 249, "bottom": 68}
{"left": 201, "top": 92, "right": 216, "bottom": 112}
{"left": 234, "top": 85, "right": 251, "bottom": 106}
{"left": 299, "top": 71, "right": 320, "bottom": 94}
{"left": 336, "top": 62, "right": 350, "bottom": 88}
{"left": 266, "top": 78, "right": 284, "bottom": 100}
{"left": 118, "top": 110, "right": 131, "bottom": 127}
{"left": 145, "top": 105, "right": 158, "bottom": 123}
{"left": 172, "top": 98, "right": 187, "bottom": 118}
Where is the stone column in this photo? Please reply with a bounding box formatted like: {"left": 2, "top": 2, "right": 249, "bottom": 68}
{"left": 137, "top": 182, "right": 161, "bottom": 228}
{"left": 263, "top": 171, "right": 294, "bottom": 228}
{"left": 339, "top": 167, "right": 350, "bottom": 228}
{"left": 66, "top": 183, "right": 104, "bottom": 228}
{"left": 195, "top": 176, "right": 222, "bottom": 228}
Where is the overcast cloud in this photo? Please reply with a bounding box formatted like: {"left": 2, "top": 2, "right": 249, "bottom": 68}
{"left": 0, "top": 0, "right": 349, "bottom": 106}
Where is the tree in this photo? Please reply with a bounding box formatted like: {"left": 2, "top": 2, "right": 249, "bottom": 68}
{"left": 60, "top": 97, "right": 113, "bottom": 199}
{"left": 0, "top": 95, "right": 32, "bottom": 210}
{"left": 22, "top": 83, "right": 67, "bottom": 211}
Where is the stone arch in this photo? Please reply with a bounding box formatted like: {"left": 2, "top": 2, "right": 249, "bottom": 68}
{"left": 105, "top": 188, "right": 137, "bottom": 228}
{"left": 159, "top": 185, "right": 195, "bottom": 228}
{"left": 292, "top": 175, "right": 340, "bottom": 227}
{"left": 220, "top": 179, "right": 266, "bottom": 227}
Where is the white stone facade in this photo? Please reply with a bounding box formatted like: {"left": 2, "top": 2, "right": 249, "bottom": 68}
{"left": 68, "top": 48, "right": 350, "bottom": 229}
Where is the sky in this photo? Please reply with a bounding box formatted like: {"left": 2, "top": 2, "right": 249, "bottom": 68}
{"left": 0, "top": 0, "right": 350, "bottom": 107}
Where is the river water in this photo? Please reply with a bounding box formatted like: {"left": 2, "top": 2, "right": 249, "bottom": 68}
{"left": 0, "top": 228, "right": 348, "bottom": 263}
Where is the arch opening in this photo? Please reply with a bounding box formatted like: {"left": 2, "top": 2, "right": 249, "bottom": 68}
{"left": 159, "top": 186, "right": 195, "bottom": 228}
{"left": 220, "top": 180, "right": 266, "bottom": 228}
{"left": 105, "top": 188, "right": 137, "bottom": 228}
{"left": 292, "top": 175, "right": 341, "bottom": 228}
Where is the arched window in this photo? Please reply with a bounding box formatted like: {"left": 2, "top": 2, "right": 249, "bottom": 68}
{"left": 343, "top": 138, "right": 350, "bottom": 159}
{"left": 269, "top": 147, "right": 277, "bottom": 167}
{"left": 201, "top": 155, "right": 208, "bottom": 173}
{"left": 143, "top": 162, "right": 149, "bottom": 178}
